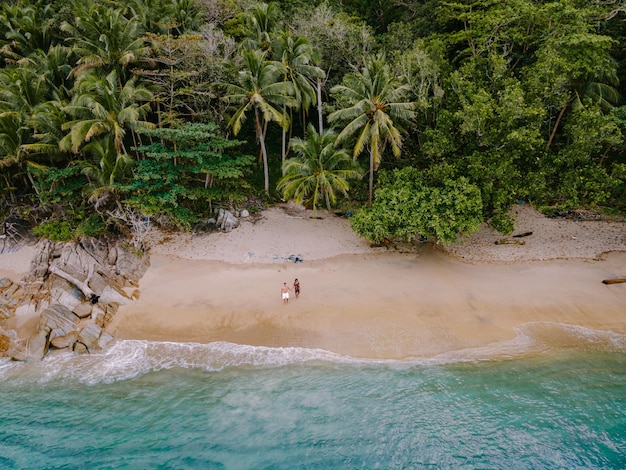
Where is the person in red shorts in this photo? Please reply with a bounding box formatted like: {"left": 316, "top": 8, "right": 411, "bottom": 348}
{"left": 293, "top": 279, "right": 300, "bottom": 299}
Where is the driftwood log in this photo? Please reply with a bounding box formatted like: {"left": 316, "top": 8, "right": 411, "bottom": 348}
{"left": 512, "top": 231, "right": 533, "bottom": 238}
{"left": 495, "top": 239, "right": 525, "bottom": 245}
{"left": 49, "top": 264, "right": 100, "bottom": 303}
{"left": 602, "top": 278, "right": 626, "bottom": 285}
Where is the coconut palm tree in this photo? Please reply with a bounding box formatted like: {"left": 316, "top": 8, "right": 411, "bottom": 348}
{"left": 240, "top": 2, "right": 281, "bottom": 53}
{"left": 0, "top": 0, "right": 56, "bottom": 61}
{"left": 81, "top": 137, "right": 131, "bottom": 209}
{"left": 277, "top": 124, "right": 363, "bottom": 217}
{"left": 60, "top": 70, "right": 154, "bottom": 156}
{"left": 328, "top": 55, "right": 415, "bottom": 204}
{"left": 545, "top": 69, "right": 621, "bottom": 151}
{"left": 61, "top": 3, "right": 151, "bottom": 80}
{"left": 223, "top": 48, "right": 296, "bottom": 194}
{"left": 273, "top": 31, "right": 325, "bottom": 169}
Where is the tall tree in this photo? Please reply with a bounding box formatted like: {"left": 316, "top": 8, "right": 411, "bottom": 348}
{"left": 61, "top": 3, "right": 152, "bottom": 80}
{"left": 60, "top": 70, "right": 154, "bottom": 156}
{"left": 223, "top": 49, "right": 295, "bottom": 195}
{"left": 277, "top": 124, "right": 363, "bottom": 217}
{"left": 273, "top": 31, "right": 325, "bottom": 169}
{"left": 328, "top": 55, "right": 415, "bottom": 204}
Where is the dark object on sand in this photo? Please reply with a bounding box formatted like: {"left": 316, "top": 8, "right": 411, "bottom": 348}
{"left": 495, "top": 238, "right": 525, "bottom": 245}
{"left": 512, "top": 231, "right": 533, "bottom": 238}
{"left": 602, "top": 278, "right": 626, "bottom": 285}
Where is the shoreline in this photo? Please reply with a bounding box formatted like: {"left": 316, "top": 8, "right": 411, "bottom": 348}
{"left": 2, "top": 204, "right": 625, "bottom": 360}
{"left": 105, "top": 248, "right": 626, "bottom": 359}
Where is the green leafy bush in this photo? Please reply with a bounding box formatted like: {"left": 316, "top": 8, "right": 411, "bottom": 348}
{"left": 350, "top": 167, "right": 483, "bottom": 244}
{"left": 33, "top": 220, "right": 74, "bottom": 242}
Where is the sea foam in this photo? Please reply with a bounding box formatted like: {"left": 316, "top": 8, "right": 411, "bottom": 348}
{"left": 0, "top": 322, "right": 624, "bottom": 385}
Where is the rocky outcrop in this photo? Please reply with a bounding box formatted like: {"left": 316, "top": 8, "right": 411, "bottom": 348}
{"left": 0, "top": 237, "right": 149, "bottom": 360}
{"left": 216, "top": 208, "right": 240, "bottom": 233}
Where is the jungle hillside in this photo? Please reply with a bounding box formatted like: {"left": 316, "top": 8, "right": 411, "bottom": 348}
{"left": 1, "top": 0, "right": 625, "bottom": 245}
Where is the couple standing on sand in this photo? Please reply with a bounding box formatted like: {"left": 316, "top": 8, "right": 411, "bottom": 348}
{"left": 281, "top": 279, "right": 300, "bottom": 304}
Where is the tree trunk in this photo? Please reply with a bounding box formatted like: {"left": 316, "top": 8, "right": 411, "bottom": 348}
{"left": 49, "top": 264, "right": 97, "bottom": 301}
{"left": 317, "top": 78, "right": 324, "bottom": 134}
{"left": 546, "top": 100, "right": 569, "bottom": 151}
{"left": 255, "top": 108, "right": 270, "bottom": 194}
{"left": 368, "top": 149, "right": 374, "bottom": 205}
{"left": 281, "top": 105, "right": 287, "bottom": 175}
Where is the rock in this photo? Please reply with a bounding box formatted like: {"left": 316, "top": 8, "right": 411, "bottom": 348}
{"left": 91, "top": 305, "right": 106, "bottom": 327}
{"left": 98, "top": 331, "right": 114, "bottom": 349}
{"left": 72, "top": 303, "right": 93, "bottom": 319}
{"left": 0, "top": 304, "right": 10, "bottom": 320}
{"left": 50, "top": 278, "right": 83, "bottom": 310}
{"left": 40, "top": 304, "right": 80, "bottom": 337}
{"left": 24, "top": 329, "right": 50, "bottom": 361}
{"left": 240, "top": 209, "right": 250, "bottom": 218}
{"left": 78, "top": 322, "right": 104, "bottom": 352}
{"left": 193, "top": 219, "right": 217, "bottom": 232}
{"left": 73, "top": 342, "right": 89, "bottom": 355}
{"left": 216, "top": 209, "right": 239, "bottom": 233}
{"left": 0, "top": 331, "right": 10, "bottom": 354}
{"left": 0, "top": 283, "right": 19, "bottom": 303}
{"left": 3, "top": 236, "right": 148, "bottom": 359}
{"left": 50, "top": 331, "right": 78, "bottom": 349}
{"left": 107, "top": 245, "right": 118, "bottom": 265}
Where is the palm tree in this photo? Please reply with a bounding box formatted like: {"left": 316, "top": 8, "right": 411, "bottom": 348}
{"left": 223, "top": 49, "right": 296, "bottom": 194}
{"left": 240, "top": 2, "right": 281, "bottom": 53}
{"left": 60, "top": 70, "right": 154, "bottom": 156}
{"left": 61, "top": 4, "right": 152, "bottom": 80}
{"left": 277, "top": 124, "right": 363, "bottom": 217}
{"left": 545, "top": 69, "right": 620, "bottom": 150}
{"left": 328, "top": 55, "right": 415, "bottom": 204}
{"left": 0, "top": 0, "right": 57, "bottom": 61}
{"left": 81, "top": 137, "right": 131, "bottom": 209}
{"left": 273, "top": 31, "right": 325, "bottom": 169}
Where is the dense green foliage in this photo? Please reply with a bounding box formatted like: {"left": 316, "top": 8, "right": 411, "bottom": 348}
{"left": 277, "top": 124, "right": 363, "bottom": 216}
{"left": 350, "top": 167, "right": 483, "bottom": 244}
{"left": 1, "top": 0, "right": 625, "bottom": 244}
{"left": 126, "top": 123, "right": 255, "bottom": 228}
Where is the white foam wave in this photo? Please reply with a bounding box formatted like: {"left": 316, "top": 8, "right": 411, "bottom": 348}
{"left": 0, "top": 323, "right": 623, "bottom": 384}
{"left": 0, "top": 340, "right": 372, "bottom": 385}
{"left": 433, "top": 322, "right": 626, "bottom": 362}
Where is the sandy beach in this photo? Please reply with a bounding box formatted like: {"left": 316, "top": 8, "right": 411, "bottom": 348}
{"left": 2, "top": 204, "right": 626, "bottom": 359}
{"left": 106, "top": 204, "right": 626, "bottom": 359}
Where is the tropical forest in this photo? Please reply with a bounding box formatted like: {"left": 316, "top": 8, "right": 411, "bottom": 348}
{"left": 1, "top": 0, "right": 626, "bottom": 245}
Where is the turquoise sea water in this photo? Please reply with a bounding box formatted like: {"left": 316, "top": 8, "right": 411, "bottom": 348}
{"left": 1, "top": 324, "right": 625, "bottom": 469}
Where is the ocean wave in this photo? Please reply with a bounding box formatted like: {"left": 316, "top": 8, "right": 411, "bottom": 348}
{"left": 0, "top": 323, "right": 624, "bottom": 384}
{"left": 434, "top": 322, "right": 626, "bottom": 362}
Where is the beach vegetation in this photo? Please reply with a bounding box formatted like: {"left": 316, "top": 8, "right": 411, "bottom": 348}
{"left": 124, "top": 122, "right": 255, "bottom": 229}
{"left": 328, "top": 54, "right": 416, "bottom": 205}
{"left": 350, "top": 166, "right": 483, "bottom": 244}
{"left": 1, "top": 0, "right": 625, "bottom": 241}
{"left": 277, "top": 124, "right": 363, "bottom": 217}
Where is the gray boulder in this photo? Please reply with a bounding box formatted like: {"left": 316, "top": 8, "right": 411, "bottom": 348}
{"left": 216, "top": 209, "right": 239, "bottom": 233}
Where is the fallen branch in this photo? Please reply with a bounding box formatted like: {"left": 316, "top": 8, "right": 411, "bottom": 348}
{"left": 512, "top": 231, "right": 533, "bottom": 238}
{"left": 602, "top": 278, "right": 626, "bottom": 285}
{"left": 495, "top": 239, "right": 525, "bottom": 245}
{"left": 49, "top": 264, "right": 99, "bottom": 303}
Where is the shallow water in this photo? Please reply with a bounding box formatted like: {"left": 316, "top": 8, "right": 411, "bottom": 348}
{"left": 1, "top": 325, "right": 625, "bottom": 469}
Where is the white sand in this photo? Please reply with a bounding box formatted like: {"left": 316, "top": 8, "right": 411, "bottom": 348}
{"left": 144, "top": 204, "right": 376, "bottom": 263}
{"left": 104, "top": 204, "right": 626, "bottom": 359}
{"left": 0, "top": 243, "right": 38, "bottom": 282}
